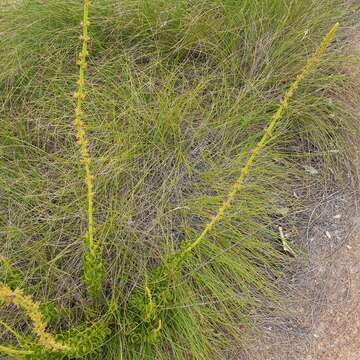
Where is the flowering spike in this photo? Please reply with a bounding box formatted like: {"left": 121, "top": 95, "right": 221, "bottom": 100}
{"left": 0, "top": 283, "right": 70, "bottom": 352}
{"left": 73, "top": 0, "right": 104, "bottom": 300}
{"left": 180, "top": 23, "right": 339, "bottom": 258}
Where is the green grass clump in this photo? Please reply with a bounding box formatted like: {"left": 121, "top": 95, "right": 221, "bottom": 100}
{"left": 0, "top": 0, "right": 358, "bottom": 359}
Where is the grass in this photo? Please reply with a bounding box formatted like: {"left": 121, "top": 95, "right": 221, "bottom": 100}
{"left": 0, "top": 0, "right": 358, "bottom": 359}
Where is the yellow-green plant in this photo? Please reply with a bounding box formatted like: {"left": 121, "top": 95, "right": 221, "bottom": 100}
{"left": 179, "top": 22, "right": 339, "bottom": 258}
{"left": 0, "top": 283, "right": 70, "bottom": 354}
{"left": 0, "top": 1, "right": 107, "bottom": 357}
{"left": 29, "top": 318, "right": 111, "bottom": 359}
{"left": 73, "top": 0, "right": 104, "bottom": 299}
{"left": 128, "top": 22, "right": 340, "bottom": 345}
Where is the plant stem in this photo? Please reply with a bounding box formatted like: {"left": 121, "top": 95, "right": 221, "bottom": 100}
{"left": 180, "top": 22, "right": 339, "bottom": 258}
{"left": 74, "top": 0, "right": 94, "bottom": 253}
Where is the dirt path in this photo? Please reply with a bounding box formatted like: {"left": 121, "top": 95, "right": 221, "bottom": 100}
{"left": 240, "top": 188, "right": 360, "bottom": 360}
{"left": 310, "top": 26, "right": 360, "bottom": 360}
{"left": 239, "top": 23, "right": 360, "bottom": 360}
{"left": 310, "top": 224, "right": 360, "bottom": 359}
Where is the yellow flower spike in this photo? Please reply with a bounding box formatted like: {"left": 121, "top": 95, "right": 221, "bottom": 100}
{"left": 0, "top": 283, "right": 70, "bottom": 352}
{"left": 73, "top": 0, "right": 104, "bottom": 299}
{"left": 180, "top": 22, "right": 339, "bottom": 258}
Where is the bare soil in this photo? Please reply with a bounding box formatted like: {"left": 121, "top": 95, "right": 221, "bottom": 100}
{"left": 311, "top": 220, "right": 360, "bottom": 360}
{"left": 239, "top": 21, "right": 360, "bottom": 360}
{"left": 311, "top": 31, "right": 360, "bottom": 360}
{"left": 239, "top": 188, "right": 360, "bottom": 360}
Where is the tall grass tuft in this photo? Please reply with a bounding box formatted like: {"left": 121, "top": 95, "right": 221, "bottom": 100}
{"left": 123, "top": 22, "right": 340, "bottom": 355}
{"left": 0, "top": 0, "right": 357, "bottom": 359}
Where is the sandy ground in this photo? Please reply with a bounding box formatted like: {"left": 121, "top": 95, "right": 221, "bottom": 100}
{"left": 311, "top": 32, "right": 360, "bottom": 360}
{"left": 311, "top": 223, "right": 360, "bottom": 359}
{"left": 239, "top": 188, "right": 360, "bottom": 360}
{"left": 239, "top": 19, "right": 360, "bottom": 360}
